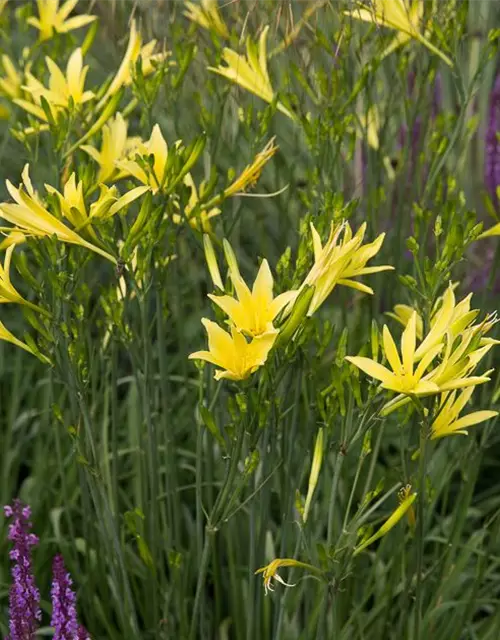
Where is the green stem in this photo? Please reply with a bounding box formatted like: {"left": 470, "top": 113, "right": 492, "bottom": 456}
{"left": 414, "top": 427, "right": 428, "bottom": 640}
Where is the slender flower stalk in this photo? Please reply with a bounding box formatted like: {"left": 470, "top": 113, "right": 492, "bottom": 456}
{"left": 4, "top": 500, "right": 41, "bottom": 640}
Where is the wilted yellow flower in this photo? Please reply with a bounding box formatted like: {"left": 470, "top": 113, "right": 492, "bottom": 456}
{"left": 301, "top": 221, "right": 392, "bottom": 315}
{"left": 223, "top": 139, "right": 278, "bottom": 198}
{"left": 255, "top": 558, "right": 320, "bottom": 595}
{"left": 353, "top": 487, "right": 417, "bottom": 555}
{"left": 81, "top": 113, "right": 142, "bottom": 184}
{"left": 479, "top": 223, "right": 500, "bottom": 239}
{"left": 431, "top": 387, "right": 498, "bottom": 440}
{"left": 345, "top": 0, "right": 452, "bottom": 66}
{"left": 0, "top": 165, "right": 115, "bottom": 263}
{"left": 184, "top": 0, "right": 229, "bottom": 38}
{"left": 27, "top": 0, "right": 96, "bottom": 41}
{"left": 208, "top": 250, "right": 297, "bottom": 337}
{"left": 346, "top": 312, "right": 442, "bottom": 395}
{"left": 0, "top": 55, "right": 23, "bottom": 100}
{"left": 98, "top": 20, "right": 169, "bottom": 107}
{"left": 16, "top": 48, "right": 94, "bottom": 121}
{"left": 117, "top": 124, "right": 174, "bottom": 193}
{"left": 208, "top": 26, "right": 294, "bottom": 120}
{"left": 189, "top": 318, "right": 277, "bottom": 381}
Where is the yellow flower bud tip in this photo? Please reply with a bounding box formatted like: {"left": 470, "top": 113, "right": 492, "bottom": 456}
{"left": 203, "top": 234, "right": 224, "bottom": 290}
{"left": 303, "top": 427, "right": 324, "bottom": 523}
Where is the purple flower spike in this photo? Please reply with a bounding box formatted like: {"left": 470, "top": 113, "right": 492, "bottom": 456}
{"left": 485, "top": 75, "right": 500, "bottom": 206}
{"left": 4, "top": 500, "right": 41, "bottom": 640}
{"left": 51, "top": 554, "right": 79, "bottom": 640}
{"left": 77, "top": 625, "right": 91, "bottom": 639}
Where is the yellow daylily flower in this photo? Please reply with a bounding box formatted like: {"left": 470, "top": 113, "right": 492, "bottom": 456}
{"left": 346, "top": 312, "right": 442, "bottom": 395}
{"left": 27, "top": 0, "right": 96, "bottom": 41}
{"left": 0, "top": 165, "right": 115, "bottom": 263}
{"left": 208, "top": 252, "right": 297, "bottom": 337}
{"left": 0, "top": 231, "right": 26, "bottom": 250}
{"left": 0, "top": 245, "right": 27, "bottom": 305}
{"left": 431, "top": 387, "right": 498, "bottom": 440}
{"left": 98, "top": 20, "right": 169, "bottom": 108}
{"left": 354, "top": 487, "right": 417, "bottom": 555}
{"left": 223, "top": 138, "right": 278, "bottom": 198}
{"left": 255, "top": 558, "right": 320, "bottom": 595}
{"left": 172, "top": 173, "right": 220, "bottom": 231}
{"left": 0, "top": 319, "right": 38, "bottom": 356}
{"left": 345, "top": 0, "right": 452, "bottom": 66}
{"left": 0, "top": 55, "right": 23, "bottom": 100}
{"left": 46, "top": 173, "right": 149, "bottom": 229}
{"left": 208, "top": 26, "right": 294, "bottom": 119}
{"left": 300, "top": 221, "right": 393, "bottom": 315}
{"left": 479, "top": 223, "right": 500, "bottom": 239}
{"left": 16, "top": 48, "right": 94, "bottom": 121}
{"left": 184, "top": 0, "right": 229, "bottom": 38}
{"left": 81, "top": 112, "right": 142, "bottom": 184}
{"left": 117, "top": 124, "right": 174, "bottom": 193}
{"left": 189, "top": 318, "right": 277, "bottom": 381}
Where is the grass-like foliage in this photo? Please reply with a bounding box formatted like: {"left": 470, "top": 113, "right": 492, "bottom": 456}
{"left": 0, "top": 1, "right": 500, "bottom": 638}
